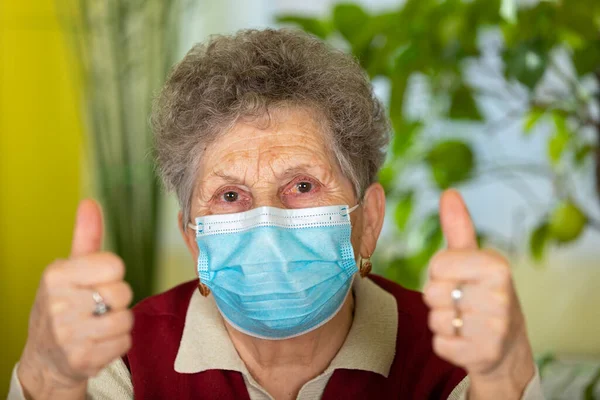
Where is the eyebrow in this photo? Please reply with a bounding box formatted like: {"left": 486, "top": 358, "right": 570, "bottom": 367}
{"left": 207, "top": 162, "right": 332, "bottom": 185}
{"left": 275, "top": 164, "right": 329, "bottom": 180}
{"left": 211, "top": 170, "right": 245, "bottom": 183}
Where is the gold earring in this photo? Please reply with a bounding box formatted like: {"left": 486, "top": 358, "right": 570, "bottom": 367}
{"left": 359, "top": 254, "right": 372, "bottom": 277}
{"left": 198, "top": 282, "right": 211, "bottom": 297}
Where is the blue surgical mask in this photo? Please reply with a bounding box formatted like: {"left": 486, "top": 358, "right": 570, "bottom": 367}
{"left": 190, "top": 204, "right": 359, "bottom": 340}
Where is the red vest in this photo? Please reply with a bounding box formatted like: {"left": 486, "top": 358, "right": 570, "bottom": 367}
{"left": 123, "top": 274, "right": 466, "bottom": 399}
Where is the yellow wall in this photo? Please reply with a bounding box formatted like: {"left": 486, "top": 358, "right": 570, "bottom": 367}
{"left": 0, "top": 0, "right": 83, "bottom": 394}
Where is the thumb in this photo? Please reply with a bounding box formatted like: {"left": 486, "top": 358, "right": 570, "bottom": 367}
{"left": 439, "top": 189, "right": 478, "bottom": 250}
{"left": 70, "top": 199, "right": 104, "bottom": 258}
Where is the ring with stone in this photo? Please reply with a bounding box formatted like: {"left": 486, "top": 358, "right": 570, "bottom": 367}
{"left": 92, "top": 291, "right": 111, "bottom": 316}
{"left": 450, "top": 283, "right": 464, "bottom": 308}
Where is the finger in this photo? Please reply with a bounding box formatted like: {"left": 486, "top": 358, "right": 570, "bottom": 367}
{"left": 428, "top": 250, "right": 510, "bottom": 287}
{"left": 439, "top": 189, "right": 477, "bottom": 250}
{"left": 88, "top": 335, "right": 132, "bottom": 370}
{"left": 423, "top": 281, "right": 509, "bottom": 316}
{"left": 61, "top": 252, "right": 125, "bottom": 287}
{"left": 432, "top": 335, "right": 477, "bottom": 367}
{"left": 70, "top": 334, "right": 132, "bottom": 376}
{"left": 48, "top": 283, "right": 130, "bottom": 322}
{"left": 71, "top": 199, "right": 104, "bottom": 258}
{"left": 63, "top": 283, "right": 133, "bottom": 318}
{"left": 429, "top": 309, "right": 503, "bottom": 339}
{"left": 75, "top": 310, "right": 134, "bottom": 341}
{"left": 91, "top": 282, "right": 133, "bottom": 311}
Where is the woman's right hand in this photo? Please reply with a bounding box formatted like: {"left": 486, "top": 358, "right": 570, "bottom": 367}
{"left": 17, "top": 200, "right": 133, "bottom": 399}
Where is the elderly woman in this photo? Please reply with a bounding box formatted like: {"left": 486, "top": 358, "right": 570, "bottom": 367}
{"left": 11, "top": 29, "right": 543, "bottom": 400}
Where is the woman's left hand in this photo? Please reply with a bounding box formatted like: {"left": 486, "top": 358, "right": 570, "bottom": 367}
{"left": 423, "top": 190, "right": 535, "bottom": 399}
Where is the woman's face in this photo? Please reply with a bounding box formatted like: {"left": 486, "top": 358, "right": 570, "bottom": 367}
{"left": 180, "top": 107, "right": 385, "bottom": 266}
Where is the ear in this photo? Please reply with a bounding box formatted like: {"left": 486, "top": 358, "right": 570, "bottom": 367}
{"left": 358, "top": 182, "right": 386, "bottom": 258}
{"left": 178, "top": 211, "right": 199, "bottom": 262}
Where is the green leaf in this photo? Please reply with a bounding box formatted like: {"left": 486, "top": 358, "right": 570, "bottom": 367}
{"left": 406, "top": 213, "right": 444, "bottom": 273}
{"left": 391, "top": 119, "right": 422, "bottom": 156}
{"left": 503, "top": 41, "right": 548, "bottom": 90}
{"left": 575, "top": 144, "right": 595, "bottom": 165}
{"left": 393, "top": 43, "right": 422, "bottom": 72}
{"left": 572, "top": 40, "right": 600, "bottom": 76}
{"left": 426, "top": 140, "right": 475, "bottom": 189}
{"left": 449, "top": 85, "right": 483, "bottom": 121}
{"left": 388, "top": 74, "right": 409, "bottom": 136}
{"left": 394, "top": 192, "right": 414, "bottom": 231}
{"left": 523, "top": 107, "right": 545, "bottom": 134}
{"left": 584, "top": 366, "right": 600, "bottom": 400}
{"left": 276, "top": 15, "right": 333, "bottom": 39}
{"left": 377, "top": 165, "right": 395, "bottom": 193}
{"left": 332, "top": 3, "right": 369, "bottom": 44}
{"left": 419, "top": 213, "right": 443, "bottom": 253}
{"left": 500, "top": 0, "right": 517, "bottom": 24}
{"left": 529, "top": 222, "right": 550, "bottom": 262}
{"left": 535, "top": 353, "right": 556, "bottom": 378}
{"left": 476, "top": 231, "right": 487, "bottom": 248}
{"left": 547, "top": 113, "right": 571, "bottom": 165}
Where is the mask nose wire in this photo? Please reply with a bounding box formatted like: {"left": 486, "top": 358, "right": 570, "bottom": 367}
{"left": 189, "top": 203, "right": 361, "bottom": 231}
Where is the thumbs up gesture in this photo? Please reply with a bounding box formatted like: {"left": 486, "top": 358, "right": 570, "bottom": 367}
{"left": 17, "top": 200, "right": 133, "bottom": 399}
{"left": 424, "top": 190, "right": 536, "bottom": 399}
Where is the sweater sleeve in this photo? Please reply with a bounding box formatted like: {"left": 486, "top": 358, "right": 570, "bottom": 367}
{"left": 448, "top": 368, "right": 545, "bottom": 400}
{"left": 87, "top": 358, "right": 133, "bottom": 399}
{"left": 7, "top": 360, "right": 133, "bottom": 400}
{"left": 7, "top": 365, "right": 26, "bottom": 400}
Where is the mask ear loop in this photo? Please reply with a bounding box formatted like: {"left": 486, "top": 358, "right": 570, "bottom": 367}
{"left": 347, "top": 204, "right": 360, "bottom": 214}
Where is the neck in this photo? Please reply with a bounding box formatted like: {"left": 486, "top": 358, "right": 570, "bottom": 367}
{"left": 225, "top": 291, "right": 355, "bottom": 398}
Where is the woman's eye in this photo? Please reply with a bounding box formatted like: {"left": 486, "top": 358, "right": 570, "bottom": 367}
{"left": 296, "top": 181, "right": 312, "bottom": 193}
{"left": 222, "top": 191, "right": 239, "bottom": 202}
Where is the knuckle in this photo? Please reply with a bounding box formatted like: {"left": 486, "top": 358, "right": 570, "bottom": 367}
{"left": 93, "top": 252, "right": 125, "bottom": 279}
{"left": 121, "top": 334, "right": 133, "bottom": 353}
{"left": 121, "top": 283, "right": 133, "bottom": 306}
{"left": 483, "top": 248, "right": 504, "bottom": 260}
{"left": 432, "top": 335, "right": 444, "bottom": 356}
{"left": 103, "top": 253, "right": 125, "bottom": 277}
{"left": 428, "top": 251, "right": 447, "bottom": 278}
{"left": 428, "top": 311, "right": 437, "bottom": 331}
{"left": 491, "top": 264, "right": 511, "bottom": 285}
{"left": 42, "top": 263, "right": 64, "bottom": 287}
{"left": 124, "top": 311, "right": 134, "bottom": 331}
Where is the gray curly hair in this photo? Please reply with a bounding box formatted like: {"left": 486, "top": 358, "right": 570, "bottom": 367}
{"left": 152, "top": 28, "right": 390, "bottom": 228}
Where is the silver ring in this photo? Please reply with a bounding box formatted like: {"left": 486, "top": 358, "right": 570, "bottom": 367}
{"left": 450, "top": 283, "right": 464, "bottom": 306}
{"left": 92, "top": 291, "right": 111, "bottom": 316}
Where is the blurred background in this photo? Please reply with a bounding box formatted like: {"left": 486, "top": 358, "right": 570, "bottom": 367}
{"left": 1, "top": 0, "right": 599, "bottom": 397}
